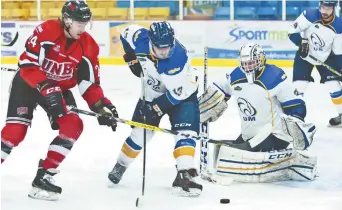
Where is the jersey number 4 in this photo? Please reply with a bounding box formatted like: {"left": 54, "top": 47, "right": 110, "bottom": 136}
{"left": 28, "top": 35, "right": 38, "bottom": 47}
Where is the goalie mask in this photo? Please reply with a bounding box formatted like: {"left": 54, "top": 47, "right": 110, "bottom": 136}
{"left": 238, "top": 43, "right": 266, "bottom": 84}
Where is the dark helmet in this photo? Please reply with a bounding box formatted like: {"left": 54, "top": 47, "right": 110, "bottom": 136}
{"left": 148, "top": 21, "right": 175, "bottom": 48}
{"left": 62, "top": 1, "right": 92, "bottom": 22}
{"left": 319, "top": 0, "right": 338, "bottom": 8}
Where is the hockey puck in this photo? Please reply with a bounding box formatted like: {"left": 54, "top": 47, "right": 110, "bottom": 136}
{"left": 220, "top": 198, "right": 230, "bottom": 204}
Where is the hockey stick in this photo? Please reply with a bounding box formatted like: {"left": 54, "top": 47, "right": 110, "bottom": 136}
{"left": 71, "top": 107, "right": 238, "bottom": 146}
{"left": 1, "top": 67, "right": 17, "bottom": 72}
{"left": 308, "top": 55, "right": 342, "bottom": 81}
{"left": 136, "top": 71, "right": 147, "bottom": 207}
{"left": 200, "top": 46, "right": 211, "bottom": 180}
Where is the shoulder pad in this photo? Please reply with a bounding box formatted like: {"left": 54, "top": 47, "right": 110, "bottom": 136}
{"left": 331, "top": 16, "right": 342, "bottom": 34}
{"left": 230, "top": 67, "right": 247, "bottom": 85}
{"left": 256, "top": 64, "right": 287, "bottom": 90}
{"left": 303, "top": 9, "right": 320, "bottom": 23}
{"left": 80, "top": 32, "right": 99, "bottom": 57}
{"left": 157, "top": 41, "right": 188, "bottom": 75}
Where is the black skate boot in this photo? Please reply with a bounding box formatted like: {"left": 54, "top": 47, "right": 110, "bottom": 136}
{"left": 329, "top": 114, "right": 342, "bottom": 127}
{"left": 108, "top": 162, "right": 127, "bottom": 185}
{"left": 172, "top": 169, "right": 203, "bottom": 197}
{"left": 28, "top": 160, "right": 62, "bottom": 201}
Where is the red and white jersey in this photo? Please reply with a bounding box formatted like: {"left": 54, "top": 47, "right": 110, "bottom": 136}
{"left": 18, "top": 19, "right": 106, "bottom": 107}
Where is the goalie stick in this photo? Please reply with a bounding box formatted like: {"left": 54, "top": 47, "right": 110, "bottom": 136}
{"left": 200, "top": 46, "right": 212, "bottom": 181}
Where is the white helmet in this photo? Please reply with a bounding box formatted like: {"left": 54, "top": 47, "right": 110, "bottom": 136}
{"left": 238, "top": 43, "right": 266, "bottom": 83}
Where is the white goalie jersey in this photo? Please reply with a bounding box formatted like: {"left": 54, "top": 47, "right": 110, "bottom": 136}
{"left": 289, "top": 9, "right": 342, "bottom": 65}
{"left": 213, "top": 64, "right": 306, "bottom": 142}
{"left": 120, "top": 25, "right": 199, "bottom": 102}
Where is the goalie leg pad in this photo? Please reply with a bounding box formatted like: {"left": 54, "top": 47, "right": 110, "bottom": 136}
{"left": 288, "top": 151, "right": 318, "bottom": 181}
{"left": 215, "top": 146, "right": 317, "bottom": 182}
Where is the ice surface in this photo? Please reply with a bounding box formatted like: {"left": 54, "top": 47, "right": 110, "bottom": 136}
{"left": 1, "top": 65, "right": 341, "bottom": 210}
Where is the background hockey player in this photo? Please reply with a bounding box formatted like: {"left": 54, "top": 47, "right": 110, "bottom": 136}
{"left": 107, "top": 21, "right": 202, "bottom": 196}
{"left": 1, "top": 1, "right": 119, "bottom": 200}
{"left": 199, "top": 43, "right": 317, "bottom": 183}
{"left": 288, "top": 0, "right": 342, "bottom": 126}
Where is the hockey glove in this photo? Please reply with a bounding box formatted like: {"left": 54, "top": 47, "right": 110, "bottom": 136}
{"left": 138, "top": 103, "right": 161, "bottom": 123}
{"left": 91, "top": 98, "right": 118, "bottom": 132}
{"left": 37, "top": 81, "right": 66, "bottom": 120}
{"left": 123, "top": 52, "right": 143, "bottom": 78}
{"left": 299, "top": 38, "right": 309, "bottom": 58}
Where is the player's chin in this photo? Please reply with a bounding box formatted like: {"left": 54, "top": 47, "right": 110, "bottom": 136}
{"left": 73, "top": 34, "right": 82, "bottom": 39}
{"left": 321, "top": 14, "right": 330, "bottom": 19}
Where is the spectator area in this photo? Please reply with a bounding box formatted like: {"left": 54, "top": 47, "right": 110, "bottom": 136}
{"left": 1, "top": 0, "right": 341, "bottom": 21}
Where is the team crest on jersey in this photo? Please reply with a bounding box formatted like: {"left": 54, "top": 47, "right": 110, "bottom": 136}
{"left": 146, "top": 74, "right": 161, "bottom": 91}
{"left": 41, "top": 58, "right": 74, "bottom": 81}
{"left": 237, "top": 97, "right": 257, "bottom": 121}
{"left": 310, "top": 32, "right": 325, "bottom": 51}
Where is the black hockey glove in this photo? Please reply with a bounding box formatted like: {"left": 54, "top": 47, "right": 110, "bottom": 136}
{"left": 123, "top": 52, "right": 143, "bottom": 78}
{"left": 138, "top": 103, "right": 159, "bottom": 122}
{"left": 37, "top": 81, "right": 66, "bottom": 120}
{"left": 91, "top": 99, "right": 119, "bottom": 132}
{"left": 299, "top": 38, "right": 309, "bottom": 58}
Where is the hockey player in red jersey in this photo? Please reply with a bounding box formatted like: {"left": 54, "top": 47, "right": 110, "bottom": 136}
{"left": 1, "top": 1, "right": 118, "bottom": 200}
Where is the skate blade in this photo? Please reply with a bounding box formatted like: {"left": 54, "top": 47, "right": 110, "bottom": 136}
{"left": 107, "top": 174, "right": 121, "bottom": 188}
{"left": 28, "top": 187, "right": 60, "bottom": 201}
{"left": 172, "top": 187, "right": 202, "bottom": 197}
{"left": 107, "top": 181, "right": 120, "bottom": 188}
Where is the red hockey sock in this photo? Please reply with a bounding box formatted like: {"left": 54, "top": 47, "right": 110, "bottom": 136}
{"left": 42, "top": 114, "right": 83, "bottom": 169}
{"left": 1, "top": 124, "right": 28, "bottom": 163}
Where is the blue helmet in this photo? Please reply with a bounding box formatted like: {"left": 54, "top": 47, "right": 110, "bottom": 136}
{"left": 319, "top": 0, "right": 338, "bottom": 7}
{"left": 148, "top": 21, "right": 175, "bottom": 49}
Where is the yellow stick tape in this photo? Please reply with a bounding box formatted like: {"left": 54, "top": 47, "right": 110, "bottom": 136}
{"left": 1, "top": 57, "right": 294, "bottom": 68}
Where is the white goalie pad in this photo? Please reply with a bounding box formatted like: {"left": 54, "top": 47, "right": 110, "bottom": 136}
{"left": 214, "top": 146, "right": 317, "bottom": 183}
{"left": 281, "top": 115, "right": 316, "bottom": 150}
{"left": 198, "top": 85, "right": 228, "bottom": 123}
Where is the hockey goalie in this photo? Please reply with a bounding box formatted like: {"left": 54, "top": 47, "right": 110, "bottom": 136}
{"left": 199, "top": 43, "right": 318, "bottom": 183}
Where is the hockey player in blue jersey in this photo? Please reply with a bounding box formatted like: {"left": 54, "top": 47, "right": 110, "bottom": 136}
{"left": 288, "top": 0, "right": 342, "bottom": 126}
{"left": 198, "top": 43, "right": 317, "bottom": 183}
{"left": 107, "top": 22, "right": 202, "bottom": 196}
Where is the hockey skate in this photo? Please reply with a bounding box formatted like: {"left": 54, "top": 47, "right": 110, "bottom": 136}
{"left": 328, "top": 114, "right": 342, "bottom": 127}
{"left": 172, "top": 169, "right": 203, "bottom": 197}
{"left": 28, "top": 160, "right": 62, "bottom": 201}
{"left": 108, "top": 162, "right": 127, "bottom": 185}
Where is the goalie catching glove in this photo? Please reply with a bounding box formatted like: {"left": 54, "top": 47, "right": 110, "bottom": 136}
{"left": 281, "top": 115, "right": 316, "bottom": 150}
{"left": 199, "top": 85, "right": 228, "bottom": 123}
